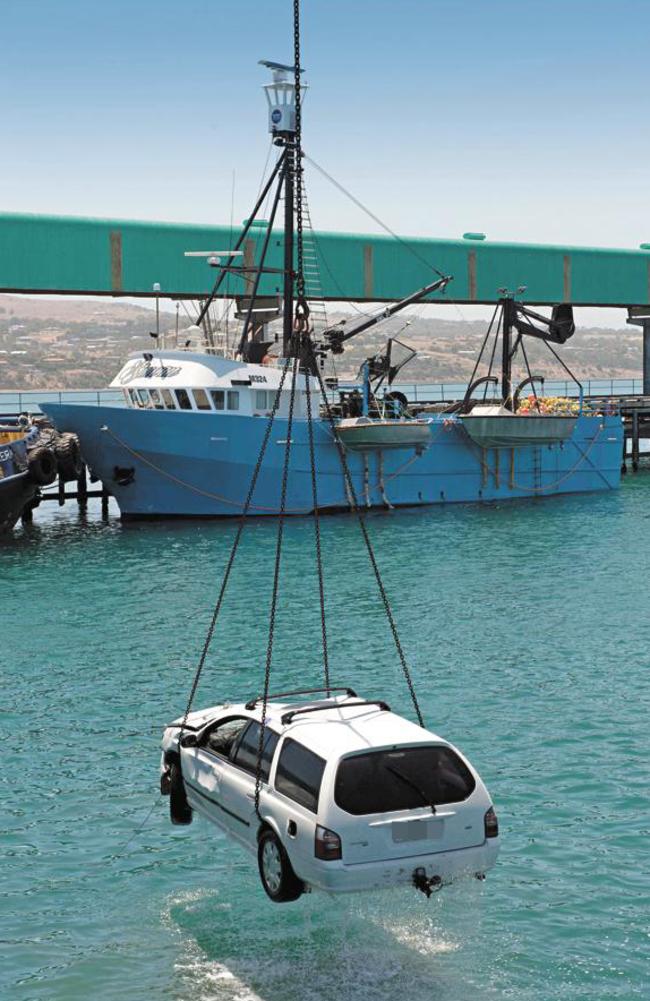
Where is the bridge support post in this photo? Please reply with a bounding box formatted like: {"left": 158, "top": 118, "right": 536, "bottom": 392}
{"left": 643, "top": 321, "right": 650, "bottom": 396}
{"left": 627, "top": 309, "right": 650, "bottom": 395}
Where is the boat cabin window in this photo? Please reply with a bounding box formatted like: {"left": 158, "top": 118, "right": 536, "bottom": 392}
{"left": 161, "top": 389, "right": 176, "bottom": 409}
{"left": 275, "top": 738, "right": 325, "bottom": 813}
{"left": 193, "top": 389, "right": 212, "bottom": 411}
{"left": 200, "top": 717, "right": 249, "bottom": 759}
{"left": 255, "top": 390, "right": 268, "bottom": 410}
{"left": 232, "top": 722, "right": 280, "bottom": 780}
{"left": 334, "top": 746, "right": 476, "bottom": 816}
{"left": 175, "top": 389, "right": 193, "bottom": 411}
{"left": 127, "top": 388, "right": 139, "bottom": 406}
{"left": 211, "top": 390, "right": 225, "bottom": 410}
{"left": 150, "top": 389, "right": 164, "bottom": 410}
{"left": 227, "top": 391, "right": 240, "bottom": 411}
{"left": 137, "top": 389, "right": 152, "bottom": 408}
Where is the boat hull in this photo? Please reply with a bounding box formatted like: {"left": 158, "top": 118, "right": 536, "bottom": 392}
{"left": 40, "top": 404, "right": 624, "bottom": 518}
{"left": 0, "top": 470, "right": 37, "bottom": 533}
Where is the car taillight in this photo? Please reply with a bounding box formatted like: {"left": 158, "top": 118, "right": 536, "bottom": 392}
{"left": 315, "top": 825, "right": 342, "bottom": 861}
{"left": 484, "top": 806, "right": 499, "bottom": 838}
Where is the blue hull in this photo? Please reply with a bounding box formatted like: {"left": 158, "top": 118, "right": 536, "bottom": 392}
{"left": 40, "top": 404, "right": 624, "bottom": 518}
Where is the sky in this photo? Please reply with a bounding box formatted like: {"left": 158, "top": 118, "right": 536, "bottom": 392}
{"left": 2, "top": 0, "right": 649, "bottom": 326}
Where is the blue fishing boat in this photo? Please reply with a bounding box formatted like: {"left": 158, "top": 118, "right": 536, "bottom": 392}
{"left": 39, "top": 348, "right": 622, "bottom": 519}
{"left": 41, "top": 61, "right": 623, "bottom": 519}
{"left": 0, "top": 421, "right": 40, "bottom": 533}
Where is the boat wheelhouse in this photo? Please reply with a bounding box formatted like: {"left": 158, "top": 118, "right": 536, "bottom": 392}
{"left": 112, "top": 351, "right": 318, "bottom": 420}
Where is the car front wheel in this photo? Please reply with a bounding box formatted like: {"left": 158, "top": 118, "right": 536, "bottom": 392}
{"left": 169, "top": 762, "right": 192, "bottom": 825}
{"left": 257, "top": 829, "right": 304, "bottom": 903}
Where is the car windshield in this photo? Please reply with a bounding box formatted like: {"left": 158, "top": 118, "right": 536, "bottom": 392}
{"left": 334, "top": 745, "right": 476, "bottom": 815}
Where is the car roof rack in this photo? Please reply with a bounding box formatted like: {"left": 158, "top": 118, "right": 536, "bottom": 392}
{"left": 280, "top": 699, "right": 390, "bottom": 726}
{"left": 245, "top": 686, "right": 357, "bottom": 711}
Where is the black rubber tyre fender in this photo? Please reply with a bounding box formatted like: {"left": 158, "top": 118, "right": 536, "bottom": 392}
{"left": 27, "top": 446, "right": 57, "bottom": 486}
{"left": 169, "top": 762, "right": 193, "bottom": 826}
{"left": 257, "top": 828, "right": 304, "bottom": 903}
{"left": 55, "top": 433, "right": 82, "bottom": 481}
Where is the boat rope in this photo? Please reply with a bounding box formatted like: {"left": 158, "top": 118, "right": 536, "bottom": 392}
{"left": 101, "top": 423, "right": 315, "bottom": 514}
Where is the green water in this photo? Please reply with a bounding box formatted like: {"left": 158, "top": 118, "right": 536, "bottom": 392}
{"left": 2, "top": 483, "right": 649, "bottom": 1000}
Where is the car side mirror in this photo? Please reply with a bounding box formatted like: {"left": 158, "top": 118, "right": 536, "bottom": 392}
{"left": 180, "top": 733, "right": 198, "bottom": 748}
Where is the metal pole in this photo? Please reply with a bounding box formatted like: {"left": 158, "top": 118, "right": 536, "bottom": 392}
{"left": 282, "top": 142, "right": 295, "bottom": 357}
{"left": 501, "top": 297, "right": 513, "bottom": 408}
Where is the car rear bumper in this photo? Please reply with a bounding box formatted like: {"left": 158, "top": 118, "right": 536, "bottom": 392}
{"left": 301, "top": 839, "right": 499, "bottom": 893}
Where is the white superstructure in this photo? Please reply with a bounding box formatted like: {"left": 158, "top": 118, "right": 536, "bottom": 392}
{"left": 111, "top": 350, "right": 320, "bottom": 419}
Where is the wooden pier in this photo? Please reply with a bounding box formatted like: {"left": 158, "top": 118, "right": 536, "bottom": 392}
{"left": 584, "top": 395, "right": 650, "bottom": 473}
{"left": 21, "top": 462, "right": 110, "bottom": 523}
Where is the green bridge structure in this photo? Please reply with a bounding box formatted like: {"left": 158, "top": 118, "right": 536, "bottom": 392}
{"left": 2, "top": 210, "right": 650, "bottom": 389}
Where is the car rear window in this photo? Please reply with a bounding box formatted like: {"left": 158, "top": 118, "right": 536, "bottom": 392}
{"left": 334, "top": 745, "right": 476, "bottom": 815}
{"left": 232, "top": 722, "right": 279, "bottom": 781}
{"left": 275, "top": 738, "right": 325, "bottom": 813}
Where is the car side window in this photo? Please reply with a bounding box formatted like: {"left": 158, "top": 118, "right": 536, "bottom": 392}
{"left": 275, "top": 737, "right": 325, "bottom": 813}
{"left": 232, "top": 722, "right": 279, "bottom": 781}
{"left": 201, "top": 717, "right": 249, "bottom": 759}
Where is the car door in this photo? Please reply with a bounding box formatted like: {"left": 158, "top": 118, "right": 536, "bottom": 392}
{"left": 265, "top": 736, "right": 326, "bottom": 882}
{"left": 223, "top": 721, "right": 280, "bottom": 849}
{"left": 180, "top": 715, "right": 250, "bottom": 835}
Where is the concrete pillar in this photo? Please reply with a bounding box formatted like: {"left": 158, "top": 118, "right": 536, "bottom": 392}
{"left": 626, "top": 309, "right": 650, "bottom": 396}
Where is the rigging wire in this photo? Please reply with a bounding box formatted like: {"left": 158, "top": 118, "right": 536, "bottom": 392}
{"left": 305, "top": 153, "right": 447, "bottom": 282}
{"left": 304, "top": 151, "right": 473, "bottom": 325}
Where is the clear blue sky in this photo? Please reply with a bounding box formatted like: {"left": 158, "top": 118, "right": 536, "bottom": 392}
{"left": 1, "top": 0, "right": 648, "bottom": 253}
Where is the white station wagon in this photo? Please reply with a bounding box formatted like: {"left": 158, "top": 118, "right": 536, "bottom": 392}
{"left": 160, "top": 688, "right": 499, "bottom": 902}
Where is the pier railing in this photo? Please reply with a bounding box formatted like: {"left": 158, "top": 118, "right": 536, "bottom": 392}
{"left": 0, "top": 379, "right": 644, "bottom": 414}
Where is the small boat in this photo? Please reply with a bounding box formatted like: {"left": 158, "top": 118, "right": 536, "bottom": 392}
{"left": 461, "top": 405, "right": 577, "bottom": 449}
{"left": 337, "top": 416, "right": 432, "bottom": 451}
{"left": 0, "top": 422, "right": 37, "bottom": 533}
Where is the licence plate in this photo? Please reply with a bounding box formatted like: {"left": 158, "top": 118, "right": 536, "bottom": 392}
{"left": 391, "top": 819, "right": 443, "bottom": 843}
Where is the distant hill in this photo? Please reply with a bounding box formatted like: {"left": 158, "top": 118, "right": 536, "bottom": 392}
{"left": 0, "top": 294, "right": 642, "bottom": 390}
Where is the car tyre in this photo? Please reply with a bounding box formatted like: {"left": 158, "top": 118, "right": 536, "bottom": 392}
{"left": 257, "top": 828, "right": 304, "bottom": 903}
{"left": 169, "top": 762, "right": 192, "bottom": 825}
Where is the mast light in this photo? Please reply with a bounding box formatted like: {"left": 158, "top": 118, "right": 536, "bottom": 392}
{"left": 259, "top": 59, "right": 307, "bottom": 136}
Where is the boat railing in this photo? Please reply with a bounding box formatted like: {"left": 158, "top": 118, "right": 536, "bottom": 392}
{"left": 0, "top": 378, "right": 643, "bottom": 415}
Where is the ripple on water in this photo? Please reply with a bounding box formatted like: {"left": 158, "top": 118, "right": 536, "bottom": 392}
{"left": 2, "top": 488, "right": 650, "bottom": 1000}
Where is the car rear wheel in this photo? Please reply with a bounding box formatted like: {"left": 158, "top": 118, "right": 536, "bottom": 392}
{"left": 169, "top": 762, "right": 192, "bottom": 825}
{"left": 257, "top": 829, "right": 304, "bottom": 903}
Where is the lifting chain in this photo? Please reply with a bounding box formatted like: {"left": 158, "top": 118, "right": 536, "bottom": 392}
{"left": 254, "top": 352, "right": 301, "bottom": 818}
{"left": 178, "top": 360, "right": 293, "bottom": 738}
{"left": 308, "top": 340, "right": 425, "bottom": 728}
{"left": 292, "top": 0, "right": 310, "bottom": 328}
